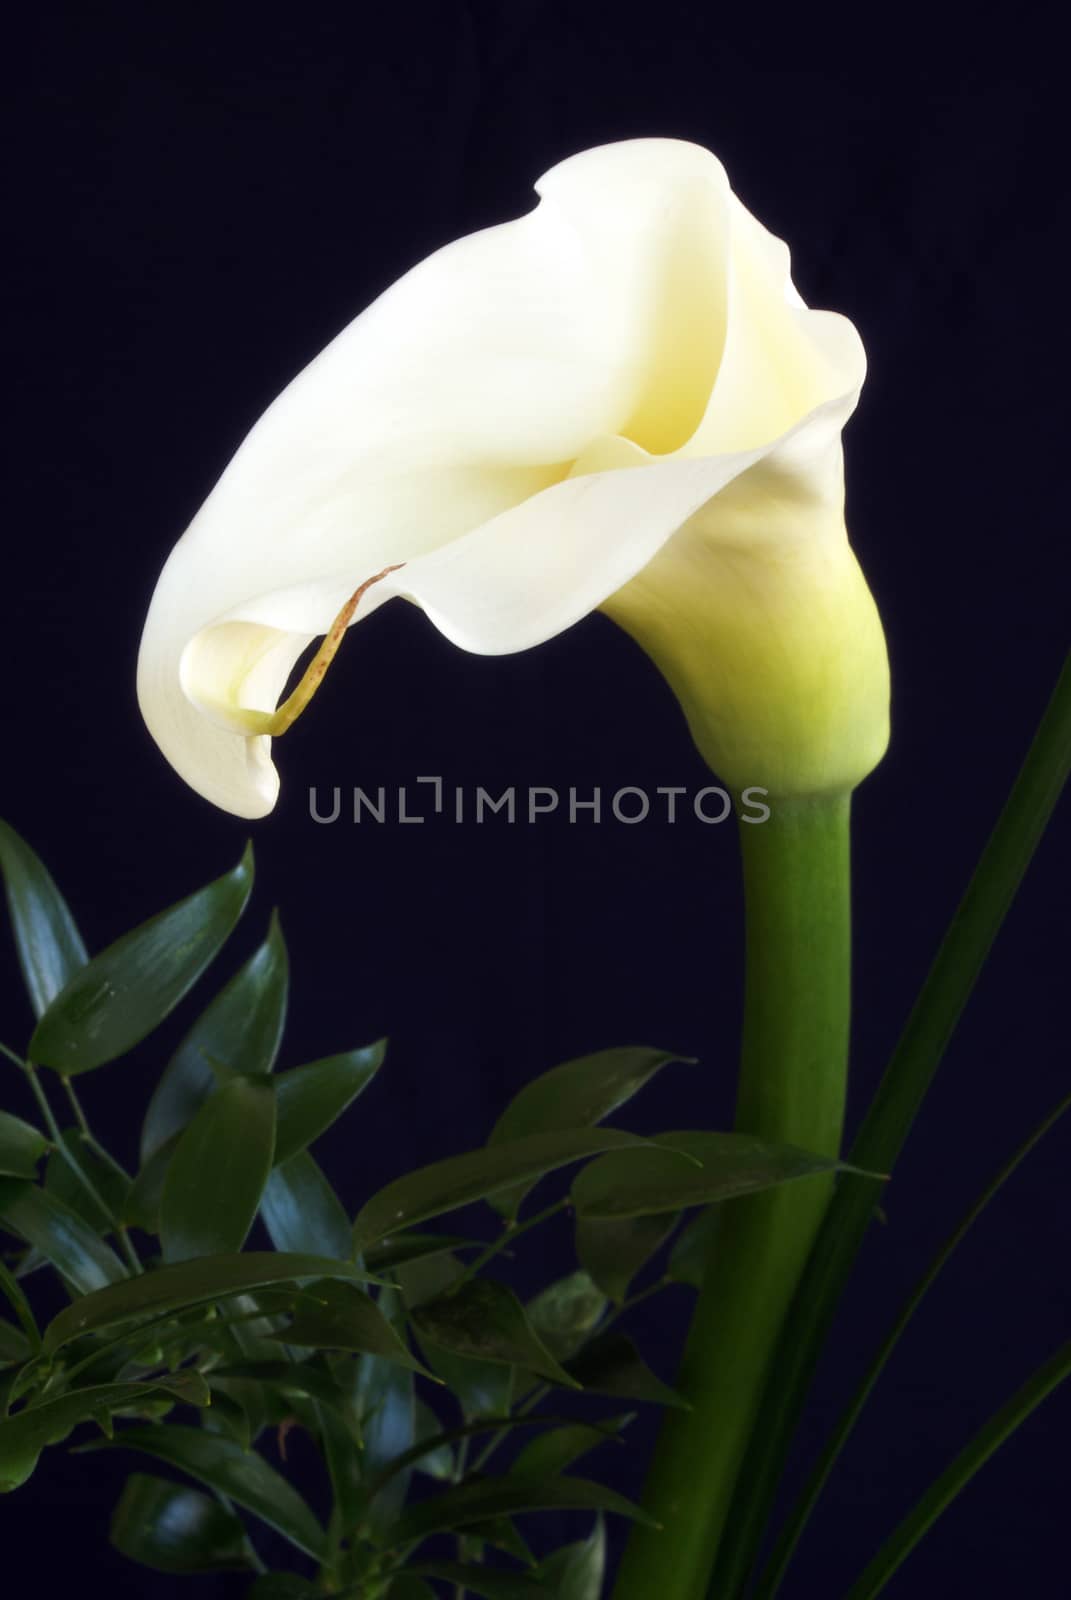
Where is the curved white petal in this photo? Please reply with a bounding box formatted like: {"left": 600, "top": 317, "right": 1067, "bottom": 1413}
{"left": 138, "top": 137, "right": 877, "bottom": 816}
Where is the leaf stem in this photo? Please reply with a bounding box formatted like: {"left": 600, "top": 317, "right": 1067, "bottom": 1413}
{"left": 451, "top": 1197, "right": 570, "bottom": 1290}
{"left": 614, "top": 793, "right": 853, "bottom": 1599}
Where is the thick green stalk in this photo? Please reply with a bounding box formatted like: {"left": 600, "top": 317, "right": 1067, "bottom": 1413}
{"left": 613, "top": 793, "right": 852, "bottom": 1600}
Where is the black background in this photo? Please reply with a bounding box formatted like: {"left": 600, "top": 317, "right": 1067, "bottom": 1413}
{"left": 4, "top": 3, "right": 1069, "bottom": 1595}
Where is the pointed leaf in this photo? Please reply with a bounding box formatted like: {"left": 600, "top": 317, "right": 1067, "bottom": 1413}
{"left": 42, "top": 1251, "right": 365, "bottom": 1356}
{"left": 354, "top": 1341, "right": 415, "bottom": 1540}
{"left": 0, "top": 816, "right": 89, "bottom": 1019}
{"left": 79, "top": 1422, "right": 325, "bottom": 1557}
{"left": 526, "top": 1271, "right": 608, "bottom": 1360}
{"left": 0, "top": 1318, "right": 31, "bottom": 1366}
{"left": 572, "top": 1132, "right": 842, "bottom": 1219}
{"left": 208, "top": 1360, "right": 360, "bottom": 1440}
{"left": 0, "top": 1113, "right": 49, "bottom": 1181}
{"left": 0, "top": 1372, "right": 208, "bottom": 1492}
{"left": 488, "top": 1047, "right": 693, "bottom": 1219}
{"left": 45, "top": 1130, "right": 130, "bottom": 1231}
{"left": 667, "top": 1205, "right": 723, "bottom": 1289}
{"left": 366, "top": 1231, "right": 484, "bottom": 1274}
{"left": 272, "top": 1041, "right": 387, "bottom": 1166}
{"left": 124, "top": 1132, "right": 180, "bottom": 1232}
{"left": 534, "top": 1518, "right": 606, "bottom": 1599}
{"left": 421, "top": 1344, "right": 515, "bottom": 1420}
{"left": 140, "top": 910, "right": 286, "bottom": 1160}
{"left": 565, "top": 1332, "right": 688, "bottom": 1409}
{"left": 161, "top": 1075, "right": 276, "bottom": 1262}
{"left": 413, "top": 1279, "right": 578, "bottom": 1388}
{"left": 261, "top": 1152, "right": 353, "bottom": 1260}
{"left": 29, "top": 844, "right": 254, "bottom": 1073}
{"left": 511, "top": 1418, "right": 630, "bottom": 1482}
{"left": 387, "top": 1475, "right": 657, "bottom": 1547}
{"left": 110, "top": 1471, "right": 251, "bottom": 1572}
{"left": 0, "top": 1182, "right": 126, "bottom": 1293}
{"left": 270, "top": 1279, "right": 429, "bottom": 1374}
{"left": 353, "top": 1129, "right": 649, "bottom": 1250}
{"left": 576, "top": 1212, "right": 677, "bottom": 1303}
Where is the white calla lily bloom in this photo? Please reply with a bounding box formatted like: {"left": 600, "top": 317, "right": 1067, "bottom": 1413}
{"left": 138, "top": 138, "right": 889, "bottom": 818}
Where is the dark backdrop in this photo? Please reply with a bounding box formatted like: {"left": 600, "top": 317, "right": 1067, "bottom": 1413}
{"left": 5, "top": 4, "right": 1068, "bottom": 1595}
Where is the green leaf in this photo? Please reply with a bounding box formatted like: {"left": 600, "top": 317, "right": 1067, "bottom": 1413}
{"left": 576, "top": 1212, "right": 677, "bottom": 1304}
{"left": 140, "top": 911, "right": 288, "bottom": 1161}
{"left": 366, "top": 1231, "right": 484, "bottom": 1274}
{"left": 41, "top": 1251, "right": 365, "bottom": 1356}
{"left": 525, "top": 1271, "right": 608, "bottom": 1360}
{"left": 412, "top": 1397, "right": 453, "bottom": 1478}
{"left": 272, "top": 1041, "right": 387, "bottom": 1166}
{"left": 0, "top": 1258, "right": 39, "bottom": 1351}
{"left": 421, "top": 1343, "right": 514, "bottom": 1420}
{"left": 395, "top": 1246, "right": 466, "bottom": 1310}
{"left": 354, "top": 1339, "right": 415, "bottom": 1540}
{"left": 511, "top": 1418, "right": 629, "bottom": 1481}
{"left": 534, "top": 1518, "right": 606, "bottom": 1599}
{"left": 0, "top": 1182, "right": 126, "bottom": 1293}
{"left": 353, "top": 1129, "right": 649, "bottom": 1250}
{"left": 261, "top": 1151, "right": 353, "bottom": 1260}
{"left": 110, "top": 1471, "right": 251, "bottom": 1572}
{"left": 270, "top": 1279, "right": 429, "bottom": 1374}
{"left": 45, "top": 1130, "right": 130, "bottom": 1231}
{"left": 82, "top": 1423, "right": 326, "bottom": 1558}
{"left": 386, "top": 1475, "right": 657, "bottom": 1548}
{"left": 666, "top": 1206, "right": 722, "bottom": 1289}
{"left": 0, "top": 1112, "right": 49, "bottom": 1181}
{"left": 124, "top": 1132, "right": 179, "bottom": 1232}
{"left": 0, "top": 1318, "right": 31, "bottom": 1366}
{"left": 208, "top": 1360, "right": 360, "bottom": 1438}
{"left": 488, "top": 1047, "right": 692, "bottom": 1220}
{"left": 407, "top": 1563, "right": 547, "bottom": 1597}
{"left": 754, "top": 1083, "right": 1071, "bottom": 1600}
{"left": 413, "top": 1279, "right": 578, "bottom": 1388}
{"left": 843, "top": 1340, "right": 1071, "bottom": 1600}
{"left": 0, "top": 1371, "right": 208, "bottom": 1492}
{"left": 572, "top": 1132, "right": 841, "bottom": 1219}
{"left": 161, "top": 1075, "right": 276, "bottom": 1262}
{"left": 565, "top": 1333, "right": 688, "bottom": 1409}
{"left": 0, "top": 816, "right": 89, "bottom": 1019}
{"left": 714, "top": 650, "right": 1071, "bottom": 1600}
{"left": 29, "top": 843, "right": 254, "bottom": 1074}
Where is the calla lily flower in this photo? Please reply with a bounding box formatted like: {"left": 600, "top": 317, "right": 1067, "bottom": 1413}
{"left": 138, "top": 138, "right": 889, "bottom": 818}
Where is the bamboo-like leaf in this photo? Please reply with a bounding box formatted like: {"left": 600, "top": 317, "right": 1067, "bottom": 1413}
{"left": 79, "top": 1423, "right": 326, "bottom": 1558}
{"left": 140, "top": 910, "right": 287, "bottom": 1160}
{"left": 29, "top": 844, "right": 254, "bottom": 1074}
{"left": 41, "top": 1251, "right": 365, "bottom": 1356}
{"left": 534, "top": 1517, "right": 607, "bottom": 1599}
{"left": 270, "top": 1279, "right": 431, "bottom": 1374}
{"left": 260, "top": 1151, "right": 353, "bottom": 1260}
{"left": 161, "top": 1076, "right": 276, "bottom": 1262}
{"left": 413, "top": 1279, "right": 578, "bottom": 1388}
{"left": 353, "top": 1129, "right": 648, "bottom": 1251}
{"left": 0, "top": 1113, "right": 50, "bottom": 1181}
{"left": 573, "top": 1132, "right": 840, "bottom": 1220}
{"left": 712, "top": 650, "right": 1071, "bottom": 1600}
{"left": 109, "top": 1471, "right": 252, "bottom": 1573}
{"left": 0, "top": 1372, "right": 208, "bottom": 1492}
{"left": 0, "top": 1182, "right": 127, "bottom": 1293}
{"left": 385, "top": 1474, "right": 657, "bottom": 1548}
{"left": 0, "top": 816, "right": 89, "bottom": 1019}
{"left": 487, "top": 1047, "right": 692, "bottom": 1219}
{"left": 272, "top": 1041, "right": 387, "bottom": 1165}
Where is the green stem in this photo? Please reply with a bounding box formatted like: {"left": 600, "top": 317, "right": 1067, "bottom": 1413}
{"left": 452, "top": 1197, "right": 570, "bottom": 1289}
{"left": 15, "top": 1053, "right": 142, "bottom": 1277}
{"left": 710, "top": 647, "right": 1071, "bottom": 1599}
{"left": 613, "top": 793, "right": 852, "bottom": 1600}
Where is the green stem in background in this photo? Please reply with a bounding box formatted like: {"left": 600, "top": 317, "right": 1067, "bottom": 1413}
{"left": 710, "top": 647, "right": 1071, "bottom": 1599}
{"left": 613, "top": 793, "right": 853, "bottom": 1600}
